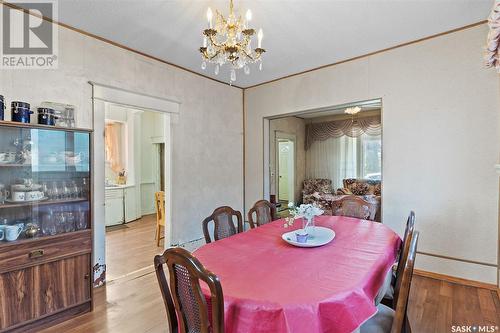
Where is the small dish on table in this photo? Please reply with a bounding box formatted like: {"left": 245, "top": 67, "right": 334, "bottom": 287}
{"left": 282, "top": 226, "right": 335, "bottom": 248}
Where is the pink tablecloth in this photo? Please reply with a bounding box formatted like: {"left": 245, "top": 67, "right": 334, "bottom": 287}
{"left": 193, "top": 215, "right": 401, "bottom": 333}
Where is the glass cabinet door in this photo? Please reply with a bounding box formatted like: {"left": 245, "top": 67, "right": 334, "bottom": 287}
{"left": 0, "top": 125, "right": 91, "bottom": 243}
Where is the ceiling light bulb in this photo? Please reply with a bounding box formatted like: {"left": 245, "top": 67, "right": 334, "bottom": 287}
{"left": 246, "top": 9, "right": 252, "bottom": 22}
{"left": 257, "top": 28, "right": 263, "bottom": 48}
{"left": 207, "top": 8, "right": 213, "bottom": 28}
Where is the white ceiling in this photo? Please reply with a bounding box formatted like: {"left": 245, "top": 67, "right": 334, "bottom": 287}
{"left": 46, "top": 0, "right": 492, "bottom": 88}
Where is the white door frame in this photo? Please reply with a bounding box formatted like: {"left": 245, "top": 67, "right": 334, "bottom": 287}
{"left": 90, "top": 82, "right": 179, "bottom": 284}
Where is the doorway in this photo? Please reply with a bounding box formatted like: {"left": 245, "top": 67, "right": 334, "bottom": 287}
{"left": 91, "top": 82, "right": 178, "bottom": 287}
{"left": 103, "top": 107, "right": 167, "bottom": 281}
{"left": 265, "top": 99, "right": 382, "bottom": 220}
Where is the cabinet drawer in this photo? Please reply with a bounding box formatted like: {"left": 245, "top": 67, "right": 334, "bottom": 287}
{"left": 105, "top": 188, "right": 124, "bottom": 199}
{"left": 0, "top": 230, "right": 92, "bottom": 274}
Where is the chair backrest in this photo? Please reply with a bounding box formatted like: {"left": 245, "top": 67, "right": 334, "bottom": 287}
{"left": 395, "top": 211, "right": 415, "bottom": 283}
{"left": 202, "top": 206, "right": 243, "bottom": 243}
{"left": 332, "top": 195, "right": 377, "bottom": 221}
{"left": 155, "top": 191, "right": 165, "bottom": 225}
{"left": 391, "top": 231, "right": 419, "bottom": 333}
{"left": 248, "top": 200, "right": 276, "bottom": 228}
{"left": 154, "top": 247, "right": 225, "bottom": 333}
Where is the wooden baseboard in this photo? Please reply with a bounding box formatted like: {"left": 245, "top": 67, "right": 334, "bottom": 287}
{"left": 414, "top": 269, "right": 498, "bottom": 291}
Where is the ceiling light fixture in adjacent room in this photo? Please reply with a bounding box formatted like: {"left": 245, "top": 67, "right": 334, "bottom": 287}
{"left": 344, "top": 106, "right": 361, "bottom": 115}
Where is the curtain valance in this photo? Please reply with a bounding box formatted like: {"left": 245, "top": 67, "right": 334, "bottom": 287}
{"left": 486, "top": 1, "right": 500, "bottom": 72}
{"left": 305, "top": 115, "right": 381, "bottom": 149}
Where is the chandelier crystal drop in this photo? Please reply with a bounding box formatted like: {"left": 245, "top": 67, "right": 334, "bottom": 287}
{"left": 199, "top": 0, "right": 266, "bottom": 83}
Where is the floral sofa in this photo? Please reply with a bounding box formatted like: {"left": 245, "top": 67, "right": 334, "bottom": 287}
{"left": 302, "top": 179, "right": 338, "bottom": 215}
{"left": 336, "top": 178, "right": 381, "bottom": 221}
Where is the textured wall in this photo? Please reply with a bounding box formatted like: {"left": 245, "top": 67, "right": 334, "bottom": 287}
{"left": 245, "top": 24, "right": 500, "bottom": 284}
{"left": 0, "top": 22, "right": 243, "bottom": 274}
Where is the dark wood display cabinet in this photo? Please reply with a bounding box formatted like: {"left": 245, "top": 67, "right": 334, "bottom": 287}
{"left": 0, "top": 121, "right": 93, "bottom": 332}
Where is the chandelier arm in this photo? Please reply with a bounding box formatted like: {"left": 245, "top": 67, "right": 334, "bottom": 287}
{"left": 207, "top": 34, "right": 226, "bottom": 48}
{"left": 241, "top": 49, "right": 255, "bottom": 61}
{"left": 208, "top": 50, "right": 221, "bottom": 61}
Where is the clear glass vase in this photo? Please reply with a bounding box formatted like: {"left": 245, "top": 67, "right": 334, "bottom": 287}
{"left": 302, "top": 216, "right": 315, "bottom": 234}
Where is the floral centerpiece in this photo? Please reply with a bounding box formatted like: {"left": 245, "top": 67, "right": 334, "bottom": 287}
{"left": 284, "top": 203, "right": 324, "bottom": 242}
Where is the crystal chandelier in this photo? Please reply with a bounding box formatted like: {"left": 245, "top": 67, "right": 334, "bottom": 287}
{"left": 199, "top": 0, "right": 265, "bottom": 84}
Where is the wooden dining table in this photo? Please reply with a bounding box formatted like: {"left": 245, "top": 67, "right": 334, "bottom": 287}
{"left": 193, "top": 215, "right": 401, "bottom": 333}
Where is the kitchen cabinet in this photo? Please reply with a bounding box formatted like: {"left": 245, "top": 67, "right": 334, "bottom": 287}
{"left": 105, "top": 188, "right": 124, "bottom": 226}
{"left": 105, "top": 185, "right": 140, "bottom": 226}
{"left": 124, "top": 186, "right": 140, "bottom": 222}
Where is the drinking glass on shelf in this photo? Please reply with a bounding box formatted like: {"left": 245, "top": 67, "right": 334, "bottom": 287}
{"left": 49, "top": 181, "right": 60, "bottom": 200}
{"left": 81, "top": 178, "right": 89, "bottom": 199}
{"left": 62, "top": 181, "right": 71, "bottom": 199}
{"left": 54, "top": 209, "right": 66, "bottom": 234}
{"left": 41, "top": 211, "right": 56, "bottom": 236}
{"left": 41, "top": 182, "right": 49, "bottom": 198}
{"left": 64, "top": 211, "right": 75, "bottom": 232}
{"left": 75, "top": 209, "right": 88, "bottom": 230}
{"left": 71, "top": 181, "right": 80, "bottom": 199}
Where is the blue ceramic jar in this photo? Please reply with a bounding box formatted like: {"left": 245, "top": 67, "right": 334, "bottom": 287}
{"left": 11, "top": 101, "right": 33, "bottom": 123}
{"left": 37, "top": 107, "right": 57, "bottom": 126}
{"left": 0, "top": 95, "right": 4, "bottom": 121}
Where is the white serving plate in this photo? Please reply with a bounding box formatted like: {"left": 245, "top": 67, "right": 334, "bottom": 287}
{"left": 282, "top": 226, "right": 335, "bottom": 248}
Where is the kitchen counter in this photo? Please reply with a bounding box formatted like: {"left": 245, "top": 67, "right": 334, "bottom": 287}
{"left": 105, "top": 184, "right": 135, "bottom": 190}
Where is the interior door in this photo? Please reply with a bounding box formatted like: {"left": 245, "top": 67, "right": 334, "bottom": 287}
{"left": 278, "top": 141, "right": 290, "bottom": 202}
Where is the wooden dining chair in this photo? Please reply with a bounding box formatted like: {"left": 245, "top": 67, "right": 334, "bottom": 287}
{"left": 381, "top": 211, "right": 416, "bottom": 308}
{"left": 155, "top": 191, "right": 166, "bottom": 247}
{"left": 154, "top": 247, "right": 225, "bottom": 333}
{"left": 202, "top": 206, "right": 243, "bottom": 244}
{"left": 360, "top": 231, "right": 419, "bottom": 333}
{"left": 247, "top": 200, "right": 277, "bottom": 229}
{"left": 332, "top": 195, "right": 378, "bottom": 221}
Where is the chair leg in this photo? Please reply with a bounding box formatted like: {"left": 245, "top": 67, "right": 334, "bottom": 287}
{"left": 156, "top": 224, "right": 161, "bottom": 247}
{"left": 404, "top": 315, "right": 412, "bottom": 333}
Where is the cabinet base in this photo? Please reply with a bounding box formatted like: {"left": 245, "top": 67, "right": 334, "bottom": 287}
{"left": 3, "top": 301, "right": 91, "bottom": 333}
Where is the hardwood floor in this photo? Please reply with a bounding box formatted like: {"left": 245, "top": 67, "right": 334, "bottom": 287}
{"left": 39, "top": 217, "right": 500, "bottom": 333}
{"left": 105, "top": 214, "right": 163, "bottom": 281}
{"left": 408, "top": 275, "right": 500, "bottom": 333}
